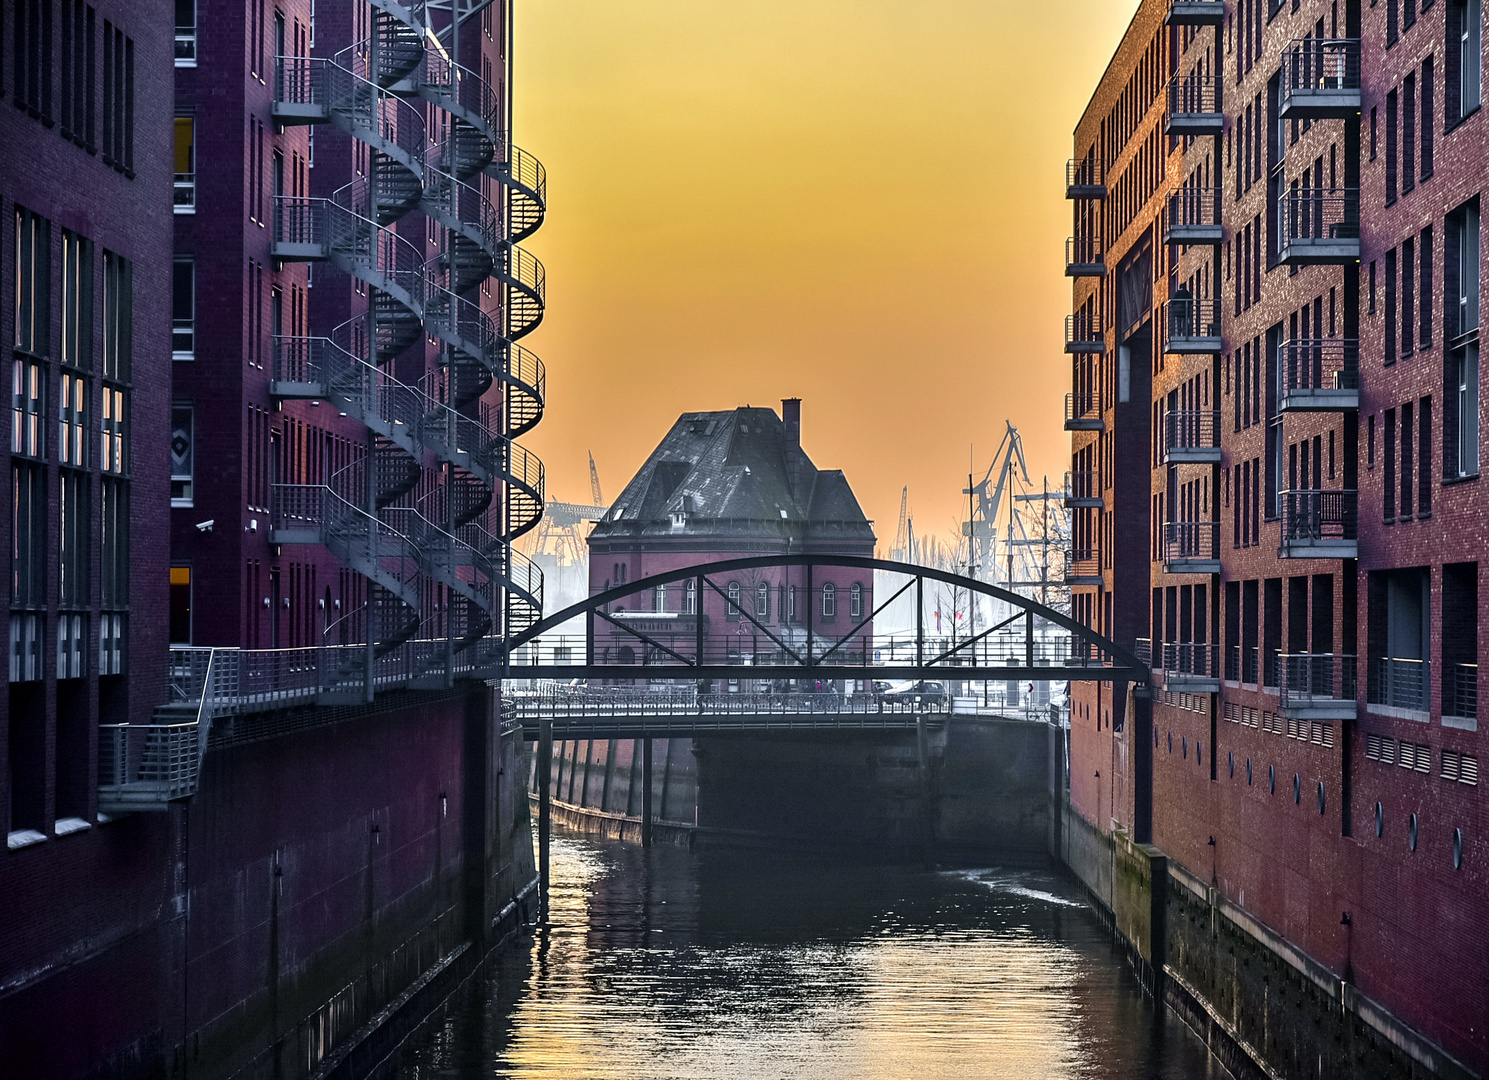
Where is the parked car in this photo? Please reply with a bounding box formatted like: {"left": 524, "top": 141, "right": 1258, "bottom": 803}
{"left": 882, "top": 680, "right": 948, "bottom": 699}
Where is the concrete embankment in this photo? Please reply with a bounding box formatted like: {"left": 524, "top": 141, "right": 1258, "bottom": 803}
{"left": 1058, "top": 804, "right": 1477, "bottom": 1080}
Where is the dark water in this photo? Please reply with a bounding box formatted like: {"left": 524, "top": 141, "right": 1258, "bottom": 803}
{"left": 389, "top": 835, "right": 1226, "bottom": 1079}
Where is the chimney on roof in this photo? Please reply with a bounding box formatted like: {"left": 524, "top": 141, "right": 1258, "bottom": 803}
{"left": 782, "top": 398, "right": 801, "bottom": 449}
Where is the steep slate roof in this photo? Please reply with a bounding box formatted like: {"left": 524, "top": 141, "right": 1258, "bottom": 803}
{"left": 588, "top": 406, "right": 875, "bottom": 549}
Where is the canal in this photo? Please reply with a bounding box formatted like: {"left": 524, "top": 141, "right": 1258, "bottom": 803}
{"left": 389, "top": 834, "right": 1227, "bottom": 1079}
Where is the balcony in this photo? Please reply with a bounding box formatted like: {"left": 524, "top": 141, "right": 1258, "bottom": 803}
{"left": 1066, "top": 237, "right": 1105, "bottom": 278}
{"left": 1065, "top": 312, "right": 1105, "bottom": 354}
{"left": 1444, "top": 662, "right": 1478, "bottom": 724}
{"left": 1163, "top": 409, "right": 1221, "bottom": 463}
{"left": 1279, "top": 653, "right": 1358, "bottom": 719}
{"left": 1162, "top": 296, "right": 1223, "bottom": 354}
{"left": 1066, "top": 159, "right": 1105, "bottom": 200}
{"left": 1065, "top": 391, "right": 1104, "bottom": 432}
{"left": 1065, "top": 548, "right": 1103, "bottom": 586}
{"left": 1277, "top": 338, "right": 1359, "bottom": 411}
{"left": 1165, "top": 188, "right": 1223, "bottom": 246}
{"left": 1278, "top": 489, "right": 1358, "bottom": 558}
{"left": 1157, "top": 642, "right": 1221, "bottom": 692}
{"left": 1166, "top": 75, "right": 1224, "bottom": 135}
{"left": 1278, "top": 188, "right": 1360, "bottom": 265}
{"left": 1163, "top": 521, "right": 1220, "bottom": 574}
{"left": 1279, "top": 38, "right": 1361, "bottom": 118}
{"left": 1166, "top": 0, "right": 1226, "bottom": 25}
{"left": 1065, "top": 470, "right": 1103, "bottom": 508}
{"left": 1368, "top": 657, "right": 1430, "bottom": 716}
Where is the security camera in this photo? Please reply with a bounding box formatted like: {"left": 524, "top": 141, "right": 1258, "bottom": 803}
{"left": 195, "top": 519, "right": 215, "bottom": 533}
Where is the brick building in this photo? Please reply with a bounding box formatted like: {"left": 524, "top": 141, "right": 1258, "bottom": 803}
{"left": 1066, "top": 0, "right": 1486, "bottom": 1072}
{"left": 0, "top": 2, "right": 545, "bottom": 1076}
{"left": 587, "top": 400, "right": 877, "bottom": 688}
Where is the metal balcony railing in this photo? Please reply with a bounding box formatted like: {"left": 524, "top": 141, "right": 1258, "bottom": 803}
{"left": 1369, "top": 657, "right": 1431, "bottom": 712}
{"left": 1162, "top": 296, "right": 1223, "bottom": 353}
{"left": 1280, "top": 38, "right": 1361, "bottom": 116}
{"left": 1065, "top": 312, "right": 1105, "bottom": 353}
{"left": 1065, "top": 548, "right": 1102, "bottom": 583}
{"left": 1227, "top": 643, "right": 1260, "bottom": 684}
{"left": 1163, "top": 521, "right": 1219, "bottom": 567}
{"left": 1280, "top": 489, "right": 1358, "bottom": 545}
{"left": 1445, "top": 662, "right": 1478, "bottom": 719}
{"left": 174, "top": 173, "right": 195, "bottom": 211}
{"left": 1159, "top": 642, "right": 1221, "bottom": 682}
{"left": 1278, "top": 188, "right": 1360, "bottom": 263}
{"left": 1065, "top": 470, "right": 1103, "bottom": 507}
{"left": 1065, "top": 390, "right": 1103, "bottom": 430}
{"left": 1166, "top": 74, "right": 1223, "bottom": 132}
{"left": 1066, "top": 237, "right": 1105, "bottom": 276}
{"left": 1164, "top": 410, "right": 1220, "bottom": 458}
{"left": 1277, "top": 338, "right": 1359, "bottom": 408}
{"left": 1135, "top": 638, "right": 1153, "bottom": 665}
{"left": 1279, "top": 653, "right": 1357, "bottom": 711}
{"left": 1066, "top": 159, "right": 1105, "bottom": 198}
{"left": 1166, "top": 188, "right": 1222, "bottom": 243}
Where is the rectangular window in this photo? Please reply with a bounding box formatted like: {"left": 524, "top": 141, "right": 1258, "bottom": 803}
{"left": 1387, "top": 88, "right": 1399, "bottom": 205}
{"left": 102, "top": 250, "right": 132, "bottom": 380}
{"left": 1454, "top": 201, "right": 1480, "bottom": 337}
{"left": 58, "top": 469, "right": 88, "bottom": 608}
{"left": 1459, "top": 0, "right": 1483, "bottom": 117}
{"left": 102, "top": 22, "right": 134, "bottom": 173}
{"left": 173, "top": 258, "right": 195, "bottom": 358}
{"left": 171, "top": 406, "right": 193, "bottom": 505}
{"left": 1370, "top": 260, "right": 1377, "bottom": 314}
{"left": 1421, "top": 226, "right": 1434, "bottom": 348}
{"left": 12, "top": 358, "right": 44, "bottom": 458}
{"left": 13, "top": 208, "right": 50, "bottom": 356}
{"left": 1403, "top": 237, "right": 1416, "bottom": 357}
{"left": 175, "top": 0, "right": 196, "bottom": 64}
{"left": 59, "top": 370, "right": 86, "bottom": 467}
{"left": 61, "top": 1, "right": 94, "bottom": 141}
{"left": 99, "top": 612, "right": 125, "bottom": 675}
{"left": 61, "top": 230, "right": 93, "bottom": 368}
{"left": 1423, "top": 55, "right": 1435, "bottom": 179}
{"left": 1386, "top": 408, "right": 1398, "bottom": 519}
{"left": 1386, "top": 248, "right": 1398, "bottom": 364}
{"left": 11, "top": 463, "right": 46, "bottom": 637}
{"left": 101, "top": 385, "right": 126, "bottom": 474}
{"left": 1404, "top": 74, "right": 1417, "bottom": 195}
{"left": 1369, "top": 414, "right": 1377, "bottom": 469}
{"left": 101, "top": 477, "right": 128, "bottom": 609}
{"left": 169, "top": 567, "right": 192, "bottom": 644}
{"left": 174, "top": 116, "right": 196, "bottom": 211}
{"left": 1420, "top": 397, "right": 1434, "bottom": 515}
{"left": 14, "top": 0, "right": 55, "bottom": 119}
{"left": 1402, "top": 401, "right": 1415, "bottom": 517}
{"left": 1457, "top": 346, "right": 1481, "bottom": 475}
{"left": 57, "top": 612, "right": 85, "bottom": 680}
{"left": 1389, "top": 0, "right": 1400, "bottom": 44}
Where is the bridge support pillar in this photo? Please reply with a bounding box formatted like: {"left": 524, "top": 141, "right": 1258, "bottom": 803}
{"left": 1131, "top": 685, "right": 1153, "bottom": 844}
{"left": 641, "top": 738, "right": 653, "bottom": 848}
{"left": 916, "top": 713, "right": 934, "bottom": 867}
{"left": 538, "top": 719, "right": 552, "bottom": 899}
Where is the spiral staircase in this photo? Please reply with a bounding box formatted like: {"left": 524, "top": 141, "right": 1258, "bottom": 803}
{"left": 270, "top": 0, "right": 545, "bottom": 696}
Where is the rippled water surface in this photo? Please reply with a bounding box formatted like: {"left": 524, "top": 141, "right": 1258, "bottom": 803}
{"left": 390, "top": 835, "right": 1225, "bottom": 1079}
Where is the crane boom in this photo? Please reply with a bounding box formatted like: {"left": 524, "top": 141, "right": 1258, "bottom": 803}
{"left": 588, "top": 452, "right": 603, "bottom": 506}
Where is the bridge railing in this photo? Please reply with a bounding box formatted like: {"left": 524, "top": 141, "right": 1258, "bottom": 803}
{"left": 503, "top": 688, "right": 955, "bottom": 722}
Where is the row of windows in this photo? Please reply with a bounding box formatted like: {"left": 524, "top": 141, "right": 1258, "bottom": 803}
{"left": 634, "top": 579, "right": 868, "bottom": 622}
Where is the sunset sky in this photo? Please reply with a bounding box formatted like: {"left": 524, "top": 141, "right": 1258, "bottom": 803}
{"left": 516, "top": 0, "right": 1134, "bottom": 549}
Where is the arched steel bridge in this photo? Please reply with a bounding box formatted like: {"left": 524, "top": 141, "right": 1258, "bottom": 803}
{"left": 505, "top": 554, "right": 1151, "bottom": 685}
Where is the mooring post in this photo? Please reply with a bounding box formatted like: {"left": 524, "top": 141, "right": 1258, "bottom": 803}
{"left": 642, "top": 737, "right": 654, "bottom": 847}
{"left": 916, "top": 711, "right": 934, "bottom": 867}
{"left": 538, "top": 719, "right": 552, "bottom": 897}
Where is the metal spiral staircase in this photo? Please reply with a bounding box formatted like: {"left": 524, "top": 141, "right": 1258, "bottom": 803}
{"left": 270, "top": 0, "right": 546, "bottom": 696}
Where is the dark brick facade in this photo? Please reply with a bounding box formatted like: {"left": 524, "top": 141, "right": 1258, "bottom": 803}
{"left": 1069, "top": 0, "right": 1487, "bottom": 1072}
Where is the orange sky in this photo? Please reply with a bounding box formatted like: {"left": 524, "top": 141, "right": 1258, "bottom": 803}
{"left": 516, "top": 0, "right": 1134, "bottom": 548}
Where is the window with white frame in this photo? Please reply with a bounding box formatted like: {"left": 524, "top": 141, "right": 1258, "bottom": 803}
{"left": 685, "top": 578, "right": 697, "bottom": 614}
{"left": 850, "top": 582, "right": 863, "bottom": 619}
{"left": 171, "top": 406, "right": 194, "bottom": 505}
{"left": 821, "top": 581, "right": 836, "bottom": 618}
{"left": 173, "top": 259, "right": 194, "bottom": 357}
{"left": 755, "top": 581, "right": 769, "bottom": 619}
{"left": 726, "top": 581, "right": 741, "bottom": 620}
{"left": 175, "top": 0, "right": 197, "bottom": 64}
{"left": 1450, "top": 200, "right": 1481, "bottom": 477}
{"left": 653, "top": 582, "right": 667, "bottom": 612}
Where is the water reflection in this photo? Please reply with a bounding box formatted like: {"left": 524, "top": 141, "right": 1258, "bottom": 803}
{"left": 391, "top": 835, "right": 1224, "bottom": 1079}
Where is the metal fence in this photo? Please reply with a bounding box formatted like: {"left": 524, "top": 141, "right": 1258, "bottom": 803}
{"left": 1281, "top": 37, "right": 1361, "bottom": 93}
{"left": 1280, "top": 489, "right": 1358, "bottom": 542}
{"left": 1279, "top": 652, "right": 1357, "bottom": 708}
{"left": 1278, "top": 188, "right": 1360, "bottom": 242}
{"left": 1163, "top": 521, "right": 1219, "bottom": 562}
{"left": 1277, "top": 338, "right": 1359, "bottom": 394}
{"left": 1445, "top": 662, "right": 1478, "bottom": 719}
{"left": 1165, "top": 409, "right": 1220, "bottom": 453}
{"left": 1369, "top": 657, "right": 1430, "bottom": 711}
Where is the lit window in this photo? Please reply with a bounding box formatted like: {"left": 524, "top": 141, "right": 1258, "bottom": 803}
{"left": 102, "top": 386, "right": 127, "bottom": 474}
{"left": 174, "top": 117, "right": 195, "bottom": 210}
{"left": 60, "top": 371, "right": 86, "bottom": 466}
{"left": 12, "top": 359, "right": 44, "bottom": 458}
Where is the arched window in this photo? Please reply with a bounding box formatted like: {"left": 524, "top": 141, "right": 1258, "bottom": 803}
{"left": 787, "top": 585, "right": 796, "bottom": 622}
{"left": 821, "top": 582, "right": 836, "bottom": 618}
{"left": 726, "top": 581, "right": 741, "bottom": 620}
{"left": 685, "top": 579, "right": 697, "bottom": 615}
{"left": 849, "top": 582, "right": 863, "bottom": 618}
{"left": 654, "top": 583, "right": 667, "bottom": 612}
{"left": 756, "top": 581, "right": 770, "bottom": 618}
